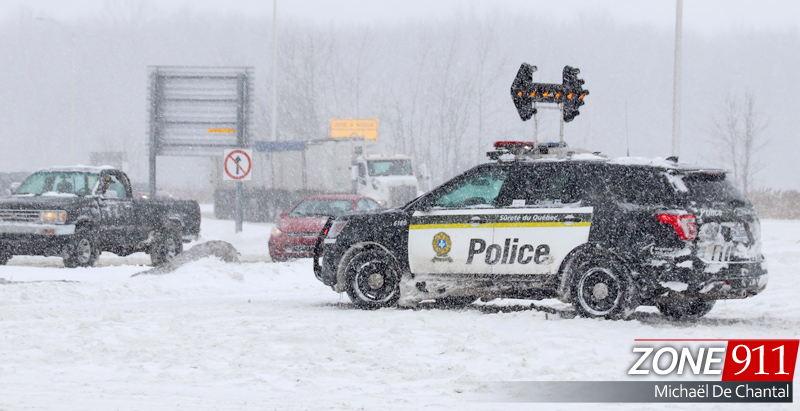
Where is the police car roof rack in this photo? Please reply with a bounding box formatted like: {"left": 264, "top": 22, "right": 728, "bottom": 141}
{"left": 487, "top": 141, "right": 586, "bottom": 162}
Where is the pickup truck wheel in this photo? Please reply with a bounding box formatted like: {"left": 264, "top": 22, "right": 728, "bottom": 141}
{"left": 344, "top": 249, "right": 401, "bottom": 309}
{"left": 63, "top": 227, "right": 98, "bottom": 268}
{"left": 569, "top": 256, "right": 638, "bottom": 320}
{"left": 150, "top": 228, "right": 183, "bottom": 266}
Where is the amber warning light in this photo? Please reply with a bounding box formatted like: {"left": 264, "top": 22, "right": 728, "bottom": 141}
{"left": 510, "top": 63, "right": 589, "bottom": 122}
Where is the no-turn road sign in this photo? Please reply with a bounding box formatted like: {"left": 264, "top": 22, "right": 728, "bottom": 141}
{"left": 223, "top": 148, "right": 253, "bottom": 181}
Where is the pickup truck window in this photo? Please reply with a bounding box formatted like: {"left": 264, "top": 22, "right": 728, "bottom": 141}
{"left": 103, "top": 175, "right": 129, "bottom": 199}
{"left": 15, "top": 172, "right": 99, "bottom": 196}
{"left": 367, "top": 159, "right": 413, "bottom": 177}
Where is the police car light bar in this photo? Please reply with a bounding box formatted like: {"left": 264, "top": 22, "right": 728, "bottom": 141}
{"left": 494, "top": 141, "right": 537, "bottom": 154}
{"left": 487, "top": 141, "right": 577, "bottom": 161}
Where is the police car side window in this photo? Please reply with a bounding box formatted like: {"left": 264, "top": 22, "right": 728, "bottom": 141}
{"left": 431, "top": 169, "right": 508, "bottom": 208}
{"left": 502, "top": 167, "right": 572, "bottom": 206}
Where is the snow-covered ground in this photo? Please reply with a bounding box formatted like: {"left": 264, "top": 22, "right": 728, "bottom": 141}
{"left": 1, "top": 208, "right": 798, "bottom": 410}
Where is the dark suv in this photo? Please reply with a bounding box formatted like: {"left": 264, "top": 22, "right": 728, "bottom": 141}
{"left": 314, "top": 142, "right": 767, "bottom": 320}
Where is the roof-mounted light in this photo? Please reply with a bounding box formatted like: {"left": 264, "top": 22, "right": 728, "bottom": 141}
{"left": 487, "top": 141, "right": 577, "bottom": 161}
{"left": 493, "top": 141, "right": 536, "bottom": 155}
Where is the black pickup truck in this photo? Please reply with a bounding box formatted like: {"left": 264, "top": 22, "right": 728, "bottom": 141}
{"left": 0, "top": 166, "right": 200, "bottom": 267}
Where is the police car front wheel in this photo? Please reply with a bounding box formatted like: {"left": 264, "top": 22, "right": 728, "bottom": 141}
{"left": 344, "top": 249, "right": 401, "bottom": 309}
{"left": 570, "top": 257, "right": 637, "bottom": 320}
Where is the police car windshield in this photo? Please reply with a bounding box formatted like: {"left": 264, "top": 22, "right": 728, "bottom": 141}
{"left": 15, "top": 172, "right": 99, "bottom": 196}
{"left": 367, "top": 160, "right": 412, "bottom": 177}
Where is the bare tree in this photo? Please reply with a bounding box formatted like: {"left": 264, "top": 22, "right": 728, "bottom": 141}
{"left": 471, "top": 15, "right": 509, "bottom": 164}
{"left": 709, "top": 92, "right": 768, "bottom": 196}
{"left": 277, "top": 28, "right": 328, "bottom": 139}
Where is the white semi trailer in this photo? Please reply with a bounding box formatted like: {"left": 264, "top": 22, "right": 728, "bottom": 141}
{"left": 213, "top": 138, "right": 420, "bottom": 221}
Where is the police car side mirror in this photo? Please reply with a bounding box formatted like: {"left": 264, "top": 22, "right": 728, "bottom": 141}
{"left": 416, "top": 197, "right": 433, "bottom": 212}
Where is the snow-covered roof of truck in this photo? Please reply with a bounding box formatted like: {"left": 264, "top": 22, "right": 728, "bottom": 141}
{"left": 38, "top": 165, "right": 119, "bottom": 173}
{"left": 363, "top": 154, "right": 411, "bottom": 160}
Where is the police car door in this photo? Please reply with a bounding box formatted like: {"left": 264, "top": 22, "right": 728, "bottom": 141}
{"left": 408, "top": 166, "right": 509, "bottom": 276}
{"left": 491, "top": 164, "right": 592, "bottom": 276}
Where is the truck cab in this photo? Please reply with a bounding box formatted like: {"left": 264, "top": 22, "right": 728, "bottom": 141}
{"left": 352, "top": 154, "right": 419, "bottom": 208}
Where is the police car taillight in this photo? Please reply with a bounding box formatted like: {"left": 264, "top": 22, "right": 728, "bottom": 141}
{"left": 657, "top": 213, "right": 697, "bottom": 241}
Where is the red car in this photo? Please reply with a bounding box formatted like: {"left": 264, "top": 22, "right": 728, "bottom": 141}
{"left": 268, "top": 194, "right": 382, "bottom": 261}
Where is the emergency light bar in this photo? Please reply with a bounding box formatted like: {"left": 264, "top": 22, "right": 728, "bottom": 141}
{"left": 493, "top": 141, "right": 536, "bottom": 155}
{"left": 487, "top": 141, "right": 571, "bottom": 161}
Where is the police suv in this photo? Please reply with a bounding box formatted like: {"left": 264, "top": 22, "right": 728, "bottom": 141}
{"left": 313, "top": 142, "right": 767, "bottom": 320}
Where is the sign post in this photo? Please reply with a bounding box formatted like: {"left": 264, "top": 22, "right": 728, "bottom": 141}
{"left": 223, "top": 148, "right": 253, "bottom": 233}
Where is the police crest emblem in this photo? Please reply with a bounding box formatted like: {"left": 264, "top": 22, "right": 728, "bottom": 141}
{"left": 432, "top": 232, "right": 453, "bottom": 263}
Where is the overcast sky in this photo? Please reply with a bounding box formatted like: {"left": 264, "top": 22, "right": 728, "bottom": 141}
{"left": 2, "top": 0, "right": 798, "bottom": 191}
{"left": 3, "top": 0, "right": 799, "bottom": 35}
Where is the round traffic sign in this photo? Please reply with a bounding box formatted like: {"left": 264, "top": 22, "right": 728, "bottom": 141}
{"left": 224, "top": 149, "right": 252, "bottom": 180}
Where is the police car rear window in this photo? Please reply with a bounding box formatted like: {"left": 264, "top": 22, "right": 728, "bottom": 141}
{"left": 604, "top": 169, "right": 676, "bottom": 206}
{"left": 604, "top": 167, "right": 746, "bottom": 206}
{"left": 681, "top": 173, "right": 747, "bottom": 204}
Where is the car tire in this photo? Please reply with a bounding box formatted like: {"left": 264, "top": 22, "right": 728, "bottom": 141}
{"left": 569, "top": 256, "right": 638, "bottom": 320}
{"left": 63, "top": 227, "right": 98, "bottom": 268}
{"left": 657, "top": 299, "right": 715, "bottom": 321}
{"left": 344, "top": 248, "right": 401, "bottom": 309}
{"left": 150, "top": 227, "right": 183, "bottom": 266}
{"left": 0, "top": 252, "right": 10, "bottom": 265}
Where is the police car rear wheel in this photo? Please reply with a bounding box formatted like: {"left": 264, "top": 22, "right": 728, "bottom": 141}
{"left": 345, "top": 249, "right": 400, "bottom": 309}
{"left": 570, "top": 257, "right": 637, "bottom": 320}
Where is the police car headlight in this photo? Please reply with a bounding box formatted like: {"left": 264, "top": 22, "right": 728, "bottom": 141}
{"left": 327, "top": 220, "right": 348, "bottom": 238}
{"left": 40, "top": 210, "right": 67, "bottom": 225}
